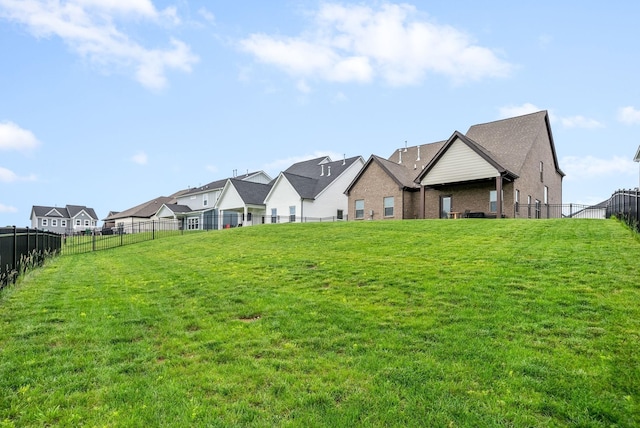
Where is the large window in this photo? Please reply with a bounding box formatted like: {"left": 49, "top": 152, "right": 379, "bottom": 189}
{"left": 544, "top": 186, "right": 549, "bottom": 204}
{"left": 489, "top": 190, "right": 497, "bottom": 212}
{"left": 535, "top": 199, "right": 541, "bottom": 219}
{"left": 527, "top": 195, "right": 532, "bottom": 218}
{"left": 289, "top": 206, "right": 296, "bottom": 222}
{"left": 355, "top": 200, "right": 364, "bottom": 219}
{"left": 337, "top": 209, "right": 343, "bottom": 220}
{"left": 271, "top": 208, "right": 277, "bottom": 224}
{"left": 187, "top": 217, "right": 199, "bottom": 230}
{"left": 515, "top": 189, "right": 520, "bottom": 214}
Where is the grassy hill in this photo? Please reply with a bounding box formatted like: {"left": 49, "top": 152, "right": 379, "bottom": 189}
{"left": 1, "top": 219, "right": 639, "bottom": 427}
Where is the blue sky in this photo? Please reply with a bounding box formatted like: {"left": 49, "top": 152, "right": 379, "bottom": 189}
{"left": 1, "top": 0, "right": 639, "bottom": 227}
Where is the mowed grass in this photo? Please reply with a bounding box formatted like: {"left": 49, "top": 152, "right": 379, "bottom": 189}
{"left": 1, "top": 219, "right": 639, "bottom": 427}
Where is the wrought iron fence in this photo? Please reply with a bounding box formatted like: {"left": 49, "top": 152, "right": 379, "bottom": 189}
{"left": 607, "top": 189, "right": 639, "bottom": 232}
{"left": 63, "top": 219, "right": 185, "bottom": 255}
{"left": 0, "top": 227, "right": 62, "bottom": 289}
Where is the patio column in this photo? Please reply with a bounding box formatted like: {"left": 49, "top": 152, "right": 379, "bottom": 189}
{"left": 244, "top": 206, "right": 248, "bottom": 226}
{"left": 496, "top": 175, "right": 503, "bottom": 219}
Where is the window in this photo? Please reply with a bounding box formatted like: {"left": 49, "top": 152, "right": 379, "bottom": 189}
{"left": 271, "top": 208, "right": 277, "bottom": 224}
{"left": 384, "top": 196, "right": 394, "bottom": 217}
{"left": 289, "top": 206, "right": 296, "bottom": 222}
{"left": 61, "top": 219, "right": 67, "bottom": 227}
{"left": 515, "top": 189, "right": 520, "bottom": 214}
{"left": 51, "top": 219, "right": 57, "bottom": 227}
{"left": 247, "top": 212, "right": 252, "bottom": 222}
{"left": 187, "top": 217, "right": 199, "bottom": 230}
{"left": 203, "top": 194, "right": 209, "bottom": 206}
{"left": 337, "top": 209, "right": 343, "bottom": 220}
{"left": 544, "top": 186, "right": 549, "bottom": 204}
{"left": 84, "top": 220, "right": 90, "bottom": 226}
{"left": 535, "top": 199, "right": 541, "bottom": 219}
{"left": 540, "top": 161, "right": 544, "bottom": 182}
{"left": 527, "top": 195, "right": 532, "bottom": 218}
{"left": 76, "top": 219, "right": 81, "bottom": 226}
{"left": 489, "top": 190, "right": 497, "bottom": 212}
{"left": 355, "top": 200, "right": 364, "bottom": 219}
{"left": 42, "top": 218, "right": 48, "bottom": 227}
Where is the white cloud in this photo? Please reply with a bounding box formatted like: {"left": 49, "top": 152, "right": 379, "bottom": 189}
{"left": 499, "top": 103, "right": 603, "bottom": 129}
{"left": 0, "top": 121, "right": 41, "bottom": 152}
{"left": 0, "top": 166, "right": 37, "bottom": 182}
{"left": 130, "top": 151, "right": 148, "bottom": 165}
{"left": 0, "top": 0, "right": 198, "bottom": 90}
{"left": 498, "top": 103, "right": 541, "bottom": 118}
{"left": 0, "top": 203, "right": 18, "bottom": 213}
{"left": 560, "top": 115, "right": 603, "bottom": 129}
{"left": 618, "top": 106, "right": 640, "bottom": 125}
{"left": 198, "top": 7, "right": 215, "bottom": 24}
{"left": 239, "top": 3, "right": 512, "bottom": 89}
{"left": 561, "top": 155, "right": 637, "bottom": 180}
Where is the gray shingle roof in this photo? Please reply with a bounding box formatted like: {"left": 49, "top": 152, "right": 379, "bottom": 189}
{"left": 32, "top": 205, "right": 98, "bottom": 220}
{"left": 281, "top": 156, "right": 362, "bottom": 199}
{"left": 104, "top": 196, "right": 175, "bottom": 221}
{"left": 229, "top": 179, "right": 273, "bottom": 205}
{"left": 465, "top": 110, "right": 564, "bottom": 176}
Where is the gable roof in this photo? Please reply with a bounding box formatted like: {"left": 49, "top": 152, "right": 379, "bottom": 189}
{"left": 465, "top": 110, "right": 564, "bottom": 176}
{"left": 415, "top": 131, "right": 518, "bottom": 184}
{"left": 32, "top": 205, "right": 98, "bottom": 220}
{"left": 271, "top": 156, "right": 363, "bottom": 200}
{"left": 103, "top": 196, "right": 176, "bottom": 221}
{"left": 180, "top": 171, "right": 272, "bottom": 196}
{"left": 228, "top": 178, "right": 273, "bottom": 205}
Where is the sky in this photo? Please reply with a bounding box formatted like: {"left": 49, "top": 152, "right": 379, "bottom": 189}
{"left": 1, "top": 0, "right": 640, "bottom": 227}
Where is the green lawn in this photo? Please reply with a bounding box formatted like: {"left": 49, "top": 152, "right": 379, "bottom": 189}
{"left": 1, "top": 219, "right": 639, "bottom": 427}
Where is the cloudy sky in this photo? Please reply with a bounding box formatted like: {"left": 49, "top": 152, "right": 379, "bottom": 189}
{"left": 1, "top": 1, "right": 639, "bottom": 226}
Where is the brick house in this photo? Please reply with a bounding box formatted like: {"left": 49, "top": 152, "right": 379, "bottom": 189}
{"left": 345, "top": 111, "right": 564, "bottom": 220}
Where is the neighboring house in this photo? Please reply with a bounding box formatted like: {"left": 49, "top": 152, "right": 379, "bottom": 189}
{"left": 346, "top": 111, "right": 564, "bottom": 220}
{"left": 264, "top": 156, "right": 365, "bottom": 223}
{"left": 103, "top": 196, "right": 179, "bottom": 233}
{"left": 215, "top": 178, "right": 274, "bottom": 228}
{"left": 30, "top": 205, "right": 99, "bottom": 234}
{"left": 567, "top": 200, "right": 609, "bottom": 219}
{"left": 157, "top": 171, "right": 272, "bottom": 230}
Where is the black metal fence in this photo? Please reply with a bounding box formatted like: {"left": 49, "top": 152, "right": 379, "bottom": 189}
{"left": 0, "top": 227, "right": 62, "bottom": 289}
{"left": 63, "top": 219, "right": 184, "bottom": 255}
{"left": 607, "top": 189, "right": 640, "bottom": 233}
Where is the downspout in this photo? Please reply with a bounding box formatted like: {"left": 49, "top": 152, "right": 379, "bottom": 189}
{"left": 300, "top": 198, "right": 304, "bottom": 223}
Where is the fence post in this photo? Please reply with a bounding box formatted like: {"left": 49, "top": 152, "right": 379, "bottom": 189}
{"left": 12, "top": 226, "right": 17, "bottom": 278}
{"left": 92, "top": 230, "right": 96, "bottom": 252}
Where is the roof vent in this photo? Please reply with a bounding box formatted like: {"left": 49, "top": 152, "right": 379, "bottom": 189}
{"left": 404, "top": 141, "right": 408, "bottom": 152}
{"left": 398, "top": 148, "right": 402, "bottom": 164}
{"left": 417, "top": 145, "right": 421, "bottom": 161}
{"left": 327, "top": 165, "right": 331, "bottom": 176}
{"left": 320, "top": 164, "right": 325, "bottom": 176}
{"left": 343, "top": 154, "right": 346, "bottom": 165}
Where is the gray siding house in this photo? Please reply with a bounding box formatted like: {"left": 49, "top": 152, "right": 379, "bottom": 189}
{"left": 30, "top": 205, "right": 99, "bottom": 234}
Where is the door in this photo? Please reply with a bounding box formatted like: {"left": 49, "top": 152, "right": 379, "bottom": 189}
{"left": 440, "top": 196, "right": 452, "bottom": 219}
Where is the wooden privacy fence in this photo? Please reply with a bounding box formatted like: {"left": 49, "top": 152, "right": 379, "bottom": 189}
{"left": 0, "top": 227, "right": 62, "bottom": 289}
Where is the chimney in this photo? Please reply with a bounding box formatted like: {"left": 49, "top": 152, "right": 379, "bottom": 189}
{"left": 246, "top": 169, "right": 249, "bottom": 177}
{"left": 398, "top": 148, "right": 402, "bottom": 164}
{"left": 320, "top": 164, "right": 324, "bottom": 176}
{"left": 327, "top": 165, "right": 331, "bottom": 176}
{"left": 404, "top": 140, "right": 408, "bottom": 152}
